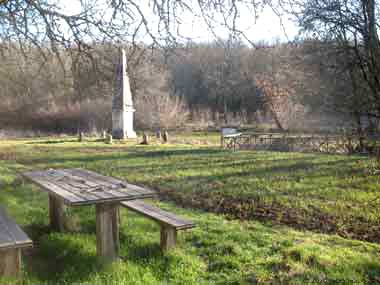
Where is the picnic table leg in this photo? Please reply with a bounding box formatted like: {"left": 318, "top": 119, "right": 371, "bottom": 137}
{"left": 0, "top": 248, "right": 21, "bottom": 279}
{"left": 96, "top": 203, "right": 120, "bottom": 261}
{"left": 160, "top": 225, "right": 177, "bottom": 251}
{"left": 49, "top": 194, "right": 67, "bottom": 232}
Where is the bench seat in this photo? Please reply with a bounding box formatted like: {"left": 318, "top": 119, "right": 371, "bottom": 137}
{"left": 0, "top": 206, "right": 32, "bottom": 279}
{"left": 120, "top": 200, "right": 195, "bottom": 251}
{"left": 221, "top": 127, "right": 243, "bottom": 149}
{"left": 223, "top": 132, "right": 242, "bottom": 138}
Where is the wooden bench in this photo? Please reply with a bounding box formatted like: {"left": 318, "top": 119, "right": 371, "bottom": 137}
{"left": 120, "top": 200, "right": 195, "bottom": 251}
{"left": 0, "top": 207, "right": 32, "bottom": 280}
{"left": 221, "top": 127, "right": 242, "bottom": 149}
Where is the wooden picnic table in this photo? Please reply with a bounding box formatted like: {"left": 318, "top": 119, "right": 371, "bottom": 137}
{"left": 22, "top": 168, "right": 156, "bottom": 261}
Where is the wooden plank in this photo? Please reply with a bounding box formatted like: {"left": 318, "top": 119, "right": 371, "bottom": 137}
{"left": 0, "top": 228, "right": 14, "bottom": 249}
{"left": 0, "top": 248, "right": 21, "bottom": 279}
{"left": 62, "top": 169, "right": 143, "bottom": 199}
{"left": 0, "top": 207, "right": 32, "bottom": 249}
{"left": 37, "top": 169, "right": 119, "bottom": 204}
{"left": 139, "top": 205, "right": 195, "bottom": 230}
{"left": 70, "top": 169, "right": 156, "bottom": 197}
{"left": 23, "top": 169, "right": 155, "bottom": 206}
{"left": 22, "top": 171, "right": 83, "bottom": 205}
{"left": 51, "top": 181, "right": 99, "bottom": 203}
{"left": 52, "top": 169, "right": 117, "bottom": 201}
{"left": 160, "top": 225, "right": 177, "bottom": 251}
{"left": 96, "top": 203, "right": 120, "bottom": 261}
{"left": 134, "top": 202, "right": 191, "bottom": 227}
{"left": 80, "top": 169, "right": 156, "bottom": 194}
{"left": 76, "top": 168, "right": 155, "bottom": 195}
{"left": 55, "top": 170, "right": 154, "bottom": 204}
{"left": 121, "top": 200, "right": 195, "bottom": 230}
{"left": 49, "top": 194, "right": 67, "bottom": 232}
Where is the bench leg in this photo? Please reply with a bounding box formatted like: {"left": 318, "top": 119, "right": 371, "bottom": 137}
{"left": 96, "top": 203, "right": 120, "bottom": 261}
{"left": 49, "top": 194, "right": 67, "bottom": 232}
{"left": 160, "top": 225, "right": 177, "bottom": 251}
{"left": 0, "top": 248, "right": 22, "bottom": 280}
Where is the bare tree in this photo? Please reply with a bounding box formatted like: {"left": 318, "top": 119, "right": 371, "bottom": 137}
{"left": 0, "top": 0, "right": 274, "bottom": 55}
{"left": 134, "top": 61, "right": 189, "bottom": 129}
{"left": 290, "top": 0, "right": 380, "bottom": 123}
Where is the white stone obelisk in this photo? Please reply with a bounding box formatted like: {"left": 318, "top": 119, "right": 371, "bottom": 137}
{"left": 112, "top": 48, "right": 137, "bottom": 139}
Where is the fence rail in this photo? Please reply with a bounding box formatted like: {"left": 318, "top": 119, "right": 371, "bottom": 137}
{"left": 221, "top": 132, "right": 380, "bottom": 155}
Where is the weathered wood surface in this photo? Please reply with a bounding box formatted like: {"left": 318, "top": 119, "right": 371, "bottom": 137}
{"left": 121, "top": 200, "right": 195, "bottom": 230}
{"left": 49, "top": 194, "right": 67, "bottom": 232}
{"left": 160, "top": 226, "right": 177, "bottom": 251}
{"left": 96, "top": 203, "right": 120, "bottom": 260}
{"left": 0, "top": 207, "right": 32, "bottom": 250}
{"left": 121, "top": 200, "right": 194, "bottom": 251}
{"left": 22, "top": 168, "right": 156, "bottom": 206}
{"left": 0, "top": 207, "right": 32, "bottom": 280}
{"left": 0, "top": 248, "right": 21, "bottom": 279}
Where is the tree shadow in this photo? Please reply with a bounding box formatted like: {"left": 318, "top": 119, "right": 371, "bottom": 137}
{"left": 19, "top": 147, "right": 226, "bottom": 165}
{"left": 27, "top": 139, "right": 78, "bottom": 145}
{"left": 148, "top": 156, "right": 361, "bottom": 189}
{"left": 120, "top": 234, "right": 163, "bottom": 263}
{"left": 23, "top": 232, "right": 101, "bottom": 283}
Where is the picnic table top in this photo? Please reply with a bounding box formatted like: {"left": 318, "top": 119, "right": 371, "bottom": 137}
{"left": 22, "top": 168, "right": 156, "bottom": 206}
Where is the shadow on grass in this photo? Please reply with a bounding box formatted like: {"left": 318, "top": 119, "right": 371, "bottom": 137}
{"left": 27, "top": 139, "right": 78, "bottom": 145}
{"left": 145, "top": 156, "right": 361, "bottom": 190}
{"left": 24, "top": 232, "right": 101, "bottom": 283}
{"left": 23, "top": 223, "right": 51, "bottom": 241}
{"left": 19, "top": 147, "right": 226, "bottom": 165}
{"left": 121, "top": 238, "right": 162, "bottom": 262}
{"left": 112, "top": 156, "right": 313, "bottom": 174}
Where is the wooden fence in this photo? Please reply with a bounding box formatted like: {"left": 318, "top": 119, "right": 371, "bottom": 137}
{"left": 221, "top": 132, "right": 380, "bottom": 155}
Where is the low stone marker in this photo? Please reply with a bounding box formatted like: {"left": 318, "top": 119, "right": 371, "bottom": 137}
{"left": 162, "top": 131, "right": 169, "bottom": 143}
{"left": 79, "top": 131, "right": 84, "bottom": 142}
{"left": 156, "top": 130, "right": 162, "bottom": 140}
{"left": 107, "top": 134, "right": 113, "bottom": 144}
{"left": 141, "top": 133, "right": 149, "bottom": 145}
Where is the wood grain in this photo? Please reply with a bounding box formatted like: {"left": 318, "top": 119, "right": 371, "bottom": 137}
{"left": 160, "top": 226, "right": 177, "bottom": 251}
{"left": 0, "top": 248, "right": 21, "bottom": 279}
{"left": 0, "top": 207, "right": 32, "bottom": 282}
{"left": 0, "top": 207, "right": 32, "bottom": 250}
{"left": 96, "top": 203, "right": 120, "bottom": 261}
{"left": 49, "top": 194, "right": 67, "bottom": 232}
{"left": 22, "top": 169, "right": 156, "bottom": 206}
{"left": 121, "top": 200, "right": 195, "bottom": 230}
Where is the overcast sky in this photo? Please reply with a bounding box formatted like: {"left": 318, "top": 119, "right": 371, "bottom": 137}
{"left": 176, "top": 5, "right": 299, "bottom": 44}
{"left": 62, "top": 0, "right": 299, "bottom": 45}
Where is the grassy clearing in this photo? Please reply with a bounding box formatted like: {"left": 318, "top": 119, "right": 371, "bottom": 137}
{"left": 0, "top": 134, "right": 380, "bottom": 284}
{"left": 6, "top": 134, "right": 380, "bottom": 241}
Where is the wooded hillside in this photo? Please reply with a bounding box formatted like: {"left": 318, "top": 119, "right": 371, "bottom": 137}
{"left": 0, "top": 40, "right": 375, "bottom": 135}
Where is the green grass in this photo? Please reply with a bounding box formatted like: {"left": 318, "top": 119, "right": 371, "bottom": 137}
{"left": 0, "top": 134, "right": 380, "bottom": 284}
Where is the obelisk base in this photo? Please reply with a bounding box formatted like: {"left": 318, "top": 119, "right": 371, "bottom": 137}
{"left": 112, "top": 108, "right": 137, "bottom": 139}
{"left": 124, "top": 107, "right": 137, "bottom": 139}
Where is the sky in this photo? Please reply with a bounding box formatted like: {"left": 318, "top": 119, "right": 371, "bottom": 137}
{"left": 61, "top": 0, "right": 300, "bottom": 45}
{"left": 174, "top": 4, "right": 299, "bottom": 44}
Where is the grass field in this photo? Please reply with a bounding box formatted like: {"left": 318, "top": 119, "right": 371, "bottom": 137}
{"left": 0, "top": 133, "right": 380, "bottom": 284}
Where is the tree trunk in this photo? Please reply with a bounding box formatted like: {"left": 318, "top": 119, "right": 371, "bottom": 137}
{"left": 270, "top": 107, "right": 284, "bottom": 131}
{"left": 223, "top": 97, "right": 228, "bottom": 124}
